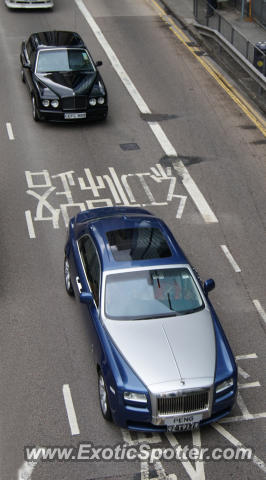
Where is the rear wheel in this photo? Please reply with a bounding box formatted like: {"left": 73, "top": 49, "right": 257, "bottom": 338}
{"left": 64, "top": 256, "right": 74, "bottom": 296}
{"left": 98, "top": 371, "right": 112, "bottom": 421}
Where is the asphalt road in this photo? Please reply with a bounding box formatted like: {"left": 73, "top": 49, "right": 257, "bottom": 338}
{"left": 0, "top": 0, "right": 265, "bottom": 479}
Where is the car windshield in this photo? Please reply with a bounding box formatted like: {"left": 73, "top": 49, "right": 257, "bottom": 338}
{"left": 104, "top": 267, "right": 204, "bottom": 320}
{"left": 36, "top": 48, "right": 95, "bottom": 73}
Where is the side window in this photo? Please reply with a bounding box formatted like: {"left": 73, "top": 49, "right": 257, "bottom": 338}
{"left": 26, "top": 39, "right": 36, "bottom": 67}
{"left": 78, "top": 235, "right": 100, "bottom": 307}
{"left": 26, "top": 40, "right": 32, "bottom": 62}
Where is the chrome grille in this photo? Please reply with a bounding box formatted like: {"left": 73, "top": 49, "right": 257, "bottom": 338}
{"left": 62, "top": 96, "right": 87, "bottom": 111}
{"left": 157, "top": 391, "right": 209, "bottom": 415}
{"left": 14, "top": 1, "right": 51, "bottom": 3}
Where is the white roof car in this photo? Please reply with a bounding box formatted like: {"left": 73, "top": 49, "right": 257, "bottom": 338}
{"left": 5, "top": 0, "right": 53, "bottom": 9}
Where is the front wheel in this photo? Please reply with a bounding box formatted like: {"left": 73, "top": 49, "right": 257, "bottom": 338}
{"left": 32, "top": 95, "right": 40, "bottom": 122}
{"left": 98, "top": 371, "right": 112, "bottom": 421}
{"left": 21, "top": 69, "right": 25, "bottom": 83}
{"left": 64, "top": 256, "right": 74, "bottom": 296}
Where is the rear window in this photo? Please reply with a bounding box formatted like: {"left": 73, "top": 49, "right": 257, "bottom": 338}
{"left": 106, "top": 227, "right": 172, "bottom": 261}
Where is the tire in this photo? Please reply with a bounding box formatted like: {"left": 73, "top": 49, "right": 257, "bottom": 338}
{"left": 32, "top": 95, "right": 40, "bottom": 122}
{"left": 98, "top": 371, "right": 112, "bottom": 421}
{"left": 64, "top": 256, "right": 74, "bottom": 296}
{"left": 21, "top": 69, "right": 25, "bottom": 83}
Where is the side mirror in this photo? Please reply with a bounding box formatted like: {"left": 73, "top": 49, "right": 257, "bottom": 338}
{"left": 22, "top": 60, "right": 31, "bottom": 69}
{"left": 95, "top": 61, "right": 103, "bottom": 67}
{"left": 204, "top": 278, "right": 215, "bottom": 295}
{"left": 80, "top": 291, "right": 93, "bottom": 304}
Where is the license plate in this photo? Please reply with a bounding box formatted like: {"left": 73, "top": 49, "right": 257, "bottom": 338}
{"left": 64, "top": 113, "right": 86, "bottom": 119}
{"left": 165, "top": 414, "right": 202, "bottom": 432}
{"left": 167, "top": 422, "right": 200, "bottom": 432}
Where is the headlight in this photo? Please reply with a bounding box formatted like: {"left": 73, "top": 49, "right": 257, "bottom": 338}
{"left": 124, "top": 392, "right": 147, "bottom": 403}
{"left": 51, "top": 99, "right": 59, "bottom": 108}
{"left": 216, "top": 377, "right": 234, "bottom": 394}
{"left": 89, "top": 98, "right": 97, "bottom": 106}
{"left": 42, "top": 99, "right": 50, "bottom": 107}
{"left": 97, "top": 97, "right": 105, "bottom": 105}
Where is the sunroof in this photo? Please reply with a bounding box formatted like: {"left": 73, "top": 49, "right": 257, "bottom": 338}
{"left": 106, "top": 227, "right": 172, "bottom": 261}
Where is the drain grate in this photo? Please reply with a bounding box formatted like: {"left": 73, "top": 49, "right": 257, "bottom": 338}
{"left": 120, "top": 143, "right": 140, "bottom": 151}
{"left": 186, "top": 41, "right": 198, "bottom": 47}
{"left": 195, "top": 50, "right": 206, "bottom": 56}
{"left": 140, "top": 113, "right": 178, "bottom": 122}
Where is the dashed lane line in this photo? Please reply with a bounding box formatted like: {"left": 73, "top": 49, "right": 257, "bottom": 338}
{"left": 62, "top": 384, "right": 80, "bottom": 436}
{"left": 6, "top": 122, "right": 14, "bottom": 140}
{"left": 253, "top": 299, "right": 266, "bottom": 325}
{"left": 220, "top": 244, "right": 241, "bottom": 272}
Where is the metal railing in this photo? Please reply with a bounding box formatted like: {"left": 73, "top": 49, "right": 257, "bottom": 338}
{"left": 193, "top": 0, "right": 266, "bottom": 77}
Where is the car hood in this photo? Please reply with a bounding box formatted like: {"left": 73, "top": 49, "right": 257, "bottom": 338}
{"left": 35, "top": 71, "right": 97, "bottom": 96}
{"left": 104, "top": 309, "right": 216, "bottom": 391}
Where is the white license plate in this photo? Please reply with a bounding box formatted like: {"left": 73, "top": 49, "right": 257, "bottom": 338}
{"left": 165, "top": 413, "right": 202, "bottom": 432}
{"left": 64, "top": 113, "right": 86, "bottom": 119}
{"left": 167, "top": 422, "right": 200, "bottom": 432}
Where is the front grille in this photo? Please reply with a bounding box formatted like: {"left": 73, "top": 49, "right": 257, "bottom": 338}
{"left": 14, "top": 1, "right": 51, "bottom": 3}
{"left": 62, "top": 96, "right": 87, "bottom": 111}
{"left": 157, "top": 390, "right": 209, "bottom": 415}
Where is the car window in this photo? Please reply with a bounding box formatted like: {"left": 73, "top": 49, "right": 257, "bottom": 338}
{"left": 106, "top": 227, "right": 172, "bottom": 261}
{"left": 105, "top": 267, "right": 204, "bottom": 320}
{"left": 26, "top": 39, "right": 35, "bottom": 64}
{"left": 26, "top": 39, "right": 32, "bottom": 58}
{"left": 36, "top": 48, "right": 95, "bottom": 73}
{"left": 78, "top": 235, "right": 100, "bottom": 307}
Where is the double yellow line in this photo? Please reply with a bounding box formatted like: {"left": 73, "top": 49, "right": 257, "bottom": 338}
{"left": 149, "top": 0, "right": 266, "bottom": 136}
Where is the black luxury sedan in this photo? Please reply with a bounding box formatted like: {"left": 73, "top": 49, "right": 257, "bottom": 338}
{"left": 20, "top": 31, "right": 108, "bottom": 122}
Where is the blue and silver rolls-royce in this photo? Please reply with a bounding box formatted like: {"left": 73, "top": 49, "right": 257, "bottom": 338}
{"left": 64, "top": 206, "right": 237, "bottom": 432}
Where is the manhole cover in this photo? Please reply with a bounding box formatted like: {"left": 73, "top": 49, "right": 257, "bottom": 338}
{"left": 120, "top": 143, "right": 140, "bottom": 151}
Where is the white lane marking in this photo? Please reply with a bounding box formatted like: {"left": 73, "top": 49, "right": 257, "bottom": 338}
{"left": 109, "top": 167, "right": 130, "bottom": 205}
{"left": 62, "top": 384, "right": 80, "bottom": 436}
{"left": 219, "top": 412, "right": 266, "bottom": 423}
{"left": 167, "top": 431, "right": 205, "bottom": 479}
{"left": 25, "top": 210, "right": 36, "bottom": 239}
{"left": 237, "top": 366, "right": 250, "bottom": 379}
{"left": 212, "top": 423, "right": 266, "bottom": 474}
{"left": 6, "top": 122, "right": 15, "bottom": 140}
{"left": 121, "top": 428, "right": 161, "bottom": 445}
{"left": 220, "top": 245, "right": 241, "bottom": 272}
{"left": 174, "top": 162, "right": 218, "bottom": 223}
{"left": 175, "top": 195, "right": 187, "bottom": 219}
{"left": 75, "top": 0, "right": 219, "bottom": 224}
{"left": 103, "top": 174, "right": 121, "bottom": 203}
{"left": 253, "top": 299, "right": 266, "bottom": 325}
{"left": 238, "top": 381, "right": 261, "bottom": 389}
{"left": 75, "top": 0, "right": 150, "bottom": 114}
{"left": 148, "top": 121, "right": 177, "bottom": 157}
{"left": 236, "top": 353, "right": 258, "bottom": 360}
{"left": 237, "top": 392, "right": 252, "bottom": 418}
{"left": 17, "top": 448, "right": 45, "bottom": 480}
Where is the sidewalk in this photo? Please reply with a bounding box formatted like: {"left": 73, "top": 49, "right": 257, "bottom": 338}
{"left": 160, "top": 0, "right": 266, "bottom": 46}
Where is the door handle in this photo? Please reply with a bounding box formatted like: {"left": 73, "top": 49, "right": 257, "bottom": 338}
{"left": 76, "top": 276, "right": 83, "bottom": 294}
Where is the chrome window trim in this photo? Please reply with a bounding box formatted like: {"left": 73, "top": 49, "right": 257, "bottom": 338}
{"left": 77, "top": 234, "right": 101, "bottom": 310}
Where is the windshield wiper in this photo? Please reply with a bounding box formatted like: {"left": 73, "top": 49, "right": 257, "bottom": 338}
{"left": 139, "top": 312, "right": 179, "bottom": 319}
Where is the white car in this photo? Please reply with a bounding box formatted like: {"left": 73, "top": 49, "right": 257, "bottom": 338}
{"left": 5, "top": 0, "right": 53, "bottom": 9}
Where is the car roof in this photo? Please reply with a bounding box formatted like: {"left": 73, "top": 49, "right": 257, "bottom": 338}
{"left": 73, "top": 207, "right": 189, "bottom": 271}
{"left": 30, "top": 31, "right": 85, "bottom": 50}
